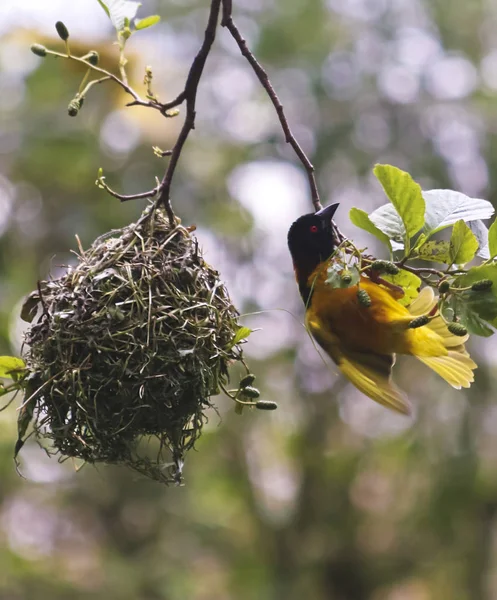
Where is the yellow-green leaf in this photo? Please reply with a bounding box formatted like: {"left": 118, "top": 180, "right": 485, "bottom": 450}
{"left": 488, "top": 219, "right": 497, "bottom": 258}
{"left": 373, "top": 164, "right": 425, "bottom": 241}
{"left": 135, "top": 15, "right": 160, "bottom": 29}
{"left": 231, "top": 326, "right": 252, "bottom": 346}
{"left": 449, "top": 220, "right": 479, "bottom": 265}
{"left": 0, "top": 356, "right": 26, "bottom": 380}
{"left": 416, "top": 240, "right": 451, "bottom": 264}
{"left": 382, "top": 269, "right": 421, "bottom": 306}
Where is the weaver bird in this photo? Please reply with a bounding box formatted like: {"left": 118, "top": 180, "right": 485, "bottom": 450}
{"left": 287, "top": 203, "right": 477, "bottom": 415}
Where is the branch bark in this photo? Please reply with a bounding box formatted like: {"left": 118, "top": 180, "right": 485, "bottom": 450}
{"left": 92, "top": 0, "right": 323, "bottom": 220}
{"left": 221, "top": 0, "right": 322, "bottom": 212}
{"left": 156, "top": 0, "right": 222, "bottom": 222}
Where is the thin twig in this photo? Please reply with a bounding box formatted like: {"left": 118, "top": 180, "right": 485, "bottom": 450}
{"left": 126, "top": 91, "right": 186, "bottom": 113}
{"left": 48, "top": 50, "right": 146, "bottom": 104}
{"left": 156, "top": 0, "right": 222, "bottom": 223}
{"left": 221, "top": 0, "right": 322, "bottom": 212}
{"left": 103, "top": 187, "right": 159, "bottom": 203}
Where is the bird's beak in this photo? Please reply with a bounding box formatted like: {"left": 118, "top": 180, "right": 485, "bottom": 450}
{"left": 315, "top": 203, "right": 339, "bottom": 223}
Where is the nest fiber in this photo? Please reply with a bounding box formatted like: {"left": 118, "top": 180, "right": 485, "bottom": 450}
{"left": 23, "top": 208, "right": 245, "bottom": 483}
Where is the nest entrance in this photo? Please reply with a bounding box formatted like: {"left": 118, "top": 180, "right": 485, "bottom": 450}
{"left": 23, "top": 208, "right": 245, "bottom": 483}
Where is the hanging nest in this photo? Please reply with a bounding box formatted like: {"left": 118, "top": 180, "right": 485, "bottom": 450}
{"left": 20, "top": 206, "right": 250, "bottom": 484}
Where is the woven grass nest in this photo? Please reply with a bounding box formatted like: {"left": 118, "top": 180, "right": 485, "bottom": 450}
{"left": 21, "top": 207, "right": 250, "bottom": 484}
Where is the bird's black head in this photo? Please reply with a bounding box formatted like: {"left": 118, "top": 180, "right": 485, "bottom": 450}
{"left": 287, "top": 203, "right": 340, "bottom": 299}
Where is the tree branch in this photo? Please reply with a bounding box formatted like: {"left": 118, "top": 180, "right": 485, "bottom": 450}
{"left": 155, "top": 0, "right": 222, "bottom": 222}
{"left": 221, "top": 0, "right": 322, "bottom": 212}
{"left": 39, "top": 1, "right": 327, "bottom": 222}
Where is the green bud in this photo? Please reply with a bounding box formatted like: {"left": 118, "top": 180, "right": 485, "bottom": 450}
{"left": 438, "top": 280, "right": 450, "bottom": 294}
{"left": 371, "top": 260, "right": 399, "bottom": 275}
{"left": 357, "top": 289, "right": 372, "bottom": 307}
{"left": 55, "top": 21, "right": 70, "bottom": 41}
{"left": 239, "top": 374, "right": 256, "bottom": 388}
{"left": 341, "top": 273, "right": 352, "bottom": 285}
{"left": 255, "top": 401, "right": 278, "bottom": 411}
{"left": 239, "top": 386, "right": 260, "bottom": 399}
{"left": 471, "top": 279, "right": 493, "bottom": 292}
{"left": 31, "top": 44, "right": 47, "bottom": 57}
{"left": 408, "top": 315, "right": 430, "bottom": 329}
{"left": 447, "top": 322, "right": 468, "bottom": 337}
{"left": 68, "top": 95, "right": 84, "bottom": 117}
{"left": 121, "top": 26, "right": 132, "bottom": 41}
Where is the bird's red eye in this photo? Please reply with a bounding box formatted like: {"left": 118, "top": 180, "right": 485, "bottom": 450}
{"left": 309, "top": 225, "right": 318, "bottom": 233}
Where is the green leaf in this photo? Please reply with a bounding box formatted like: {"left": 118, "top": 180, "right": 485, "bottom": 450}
{"left": 416, "top": 240, "right": 451, "bottom": 263}
{"left": 445, "top": 294, "right": 495, "bottom": 337}
{"left": 368, "top": 204, "right": 406, "bottom": 250}
{"left": 449, "top": 220, "right": 479, "bottom": 265}
{"left": 0, "top": 356, "right": 26, "bottom": 380}
{"left": 381, "top": 269, "right": 421, "bottom": 306}
{"left": 412, "top": 233, "right": 428, "bottom": 251}
{"left": 135, "top": 15, "right": 160, "bottom": 30}
{"left": 231, "top": 326, "right": 252, "bottom": 346}
{"left": 349, "top": 208, "right": 392, "bottom": 251}
{"left": 423, "top": 189, "right": 494, "bottom": 234}
{"left": 462, "top": 308, "right": 494, "bottom": 336}
{"left": 454, "top": 264, "right": 497, "bottom": 295}
{"left": 452, "top": 264, "right": 497, "bottom": 333}
{"left": 96, "top": 0, "right": 141, "bottom": 31}
{"left": 488, "top": 219, "right": 497, "bottom": 258}
{"left": 373, "top": 164, "right": 425, "bottom": 241}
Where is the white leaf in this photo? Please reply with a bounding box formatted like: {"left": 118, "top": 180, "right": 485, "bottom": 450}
{"left": 423, "top": 189, "right": 494, "bottom": 233}
{"left": 368, "top": 203, "right": 406, "bottom": 244}
{"left": 468, "top": 220, "right": 490, "bottom": 260}
{"left": 97, "top": 0, "right": 141, "bottom": 31}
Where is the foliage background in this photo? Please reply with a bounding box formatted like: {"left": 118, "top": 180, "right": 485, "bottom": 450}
{"left": 2, "top": 0, "right": 497, "bottom": 598}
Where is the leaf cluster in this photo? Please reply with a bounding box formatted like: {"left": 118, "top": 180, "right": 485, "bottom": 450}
{"left": 346, "top": 164, "right": 497, "bottom": 337}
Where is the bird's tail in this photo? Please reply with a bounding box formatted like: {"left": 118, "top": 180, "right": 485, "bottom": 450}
{"left": 408, "top": 287, "right": 477, "bottom": 389}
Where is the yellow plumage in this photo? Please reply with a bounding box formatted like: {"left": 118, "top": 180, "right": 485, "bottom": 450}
{"left": 306, "top": 270, "right": 476, "bottom": 415}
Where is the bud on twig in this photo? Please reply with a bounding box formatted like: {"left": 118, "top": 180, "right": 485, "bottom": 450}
{"left": 447, "top": 322, "right": 468, "bottom": 337}
{"left": 68, "top": 95, "right": 84, "bottom": 117}
{"left": 370, "top": 260, "right": 399, "bottom": 275}
{"left": 239, "top": 386, "right": 260, "bottom": 399}
{"left": 408, "top": 315, "right": 430, "bottom": 329}
{"left": 357, "top": 289, "right": 372, "bottom": 307}
{"left": 239, "top": 374, "right": 256, "bottom": 388}
{"left": 255, "top": 401, "right": 278, "bottom": 411}
{"left": 31, "top": 44, "right": 47, "bottom": 57}
{"left": 55, "top": 21, "right": 70, "bottom": 42}
{"left": 438, "top": 280, "right": 450, "bottom": 294}
{"left": 83, "top": 51, "right": 99, "bottom": 66}
{"left": 471, "top": 279, "right": 493, "bottom": 292}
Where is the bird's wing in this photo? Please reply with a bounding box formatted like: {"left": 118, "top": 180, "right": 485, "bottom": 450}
{"left": 306, "top": 314, "right": 411, "bottom": 415}
{"left": 338, "top": 350, "right": 411, "bottom": 415}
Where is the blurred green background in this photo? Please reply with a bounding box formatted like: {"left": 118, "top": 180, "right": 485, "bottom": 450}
{"left": 2, "top": 0, "right": 497, "bottom": 598}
